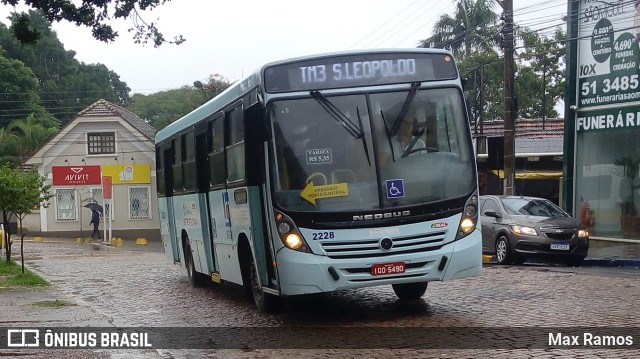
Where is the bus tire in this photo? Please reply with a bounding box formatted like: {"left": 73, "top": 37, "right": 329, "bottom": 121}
{"left": 184, "top": 241, "right": 209, "bottom": 288}
{"left": 392, "top": 282, "right": 428, "bottom": 300}
{"left": 247, "top": 253, "right": 282, "bottom": 312}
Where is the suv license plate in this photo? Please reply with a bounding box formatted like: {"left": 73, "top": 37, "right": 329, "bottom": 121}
{"left": 550, "top": 243, "right": 570, "bottom": 250}
{"left": 371, "top": 262, "right": 406, "bottom": 276}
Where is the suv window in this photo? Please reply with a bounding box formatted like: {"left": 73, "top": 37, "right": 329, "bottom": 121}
{"left": 481, "top": 198, "right": 500, "bottom": 215}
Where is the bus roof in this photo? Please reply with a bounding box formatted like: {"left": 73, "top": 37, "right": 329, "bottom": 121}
{"left": 155, "top": 48, "right": 455, "bottom": 145}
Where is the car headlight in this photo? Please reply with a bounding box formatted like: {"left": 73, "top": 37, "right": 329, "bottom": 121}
{"left": 578, "top": 229, "right": 589, "bottom": 238}
{"left": 511, "top": 225, "right": 537, "bottom": 236}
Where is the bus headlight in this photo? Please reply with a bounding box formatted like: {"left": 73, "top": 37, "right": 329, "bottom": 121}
{"left": 285, "top": 233, "right": 303, "bottom": 249}
{"left": 274, "top": 210, "right": 311, "bottom": 253}
{"left": 459, "top": 218, "right": 475, "bottom": 234}
{"left": 455, "top": 193, "right": 478, "bottom": 240}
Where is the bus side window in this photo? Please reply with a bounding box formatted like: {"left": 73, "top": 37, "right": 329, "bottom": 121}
{"left": 209, "top": 116, "right": 225, "bottom": 186}
{"left": 172, "top": 138, "right": 183, "bottom": 193}
{"left": 156, "top": 147, "right": 165, "bottom": 196}
{"left": 226, "top": 105, "right": 245, "bottom": 183}
{"left": 183, "top": 131, "right": 197, "bottom": 191}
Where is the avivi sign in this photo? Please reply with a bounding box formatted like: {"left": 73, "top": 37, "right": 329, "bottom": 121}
{"left": 52, "top": 166, "right": 101, "bottom": 185}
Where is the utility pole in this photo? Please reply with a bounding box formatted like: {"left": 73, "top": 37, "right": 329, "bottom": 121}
{"left": 499, "top": 0, "right": 515, "bottom": 195}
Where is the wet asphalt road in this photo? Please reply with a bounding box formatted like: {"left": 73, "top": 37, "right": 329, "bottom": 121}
{"left": 1, "top": 239, "right": 638, "bottom": 358}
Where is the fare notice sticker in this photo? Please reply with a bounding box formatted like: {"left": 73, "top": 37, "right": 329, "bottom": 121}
{"left": 300, "top": 182, "right": 348, "bottom": 205}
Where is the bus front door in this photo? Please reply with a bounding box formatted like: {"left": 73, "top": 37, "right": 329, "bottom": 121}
{"left": 196, "top": 131, "right": 218, "bottom": 276}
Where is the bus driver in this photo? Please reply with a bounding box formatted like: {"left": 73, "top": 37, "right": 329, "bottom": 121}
{"left": 381, "top": 114, "right": 427, "bottom": 165}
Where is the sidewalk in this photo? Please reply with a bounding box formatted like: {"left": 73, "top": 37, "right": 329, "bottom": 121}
{"left": 482, "top": 238, "right": 640, "bottom": 267}
{"left": 583, "top": 238, "right": 640, "bottom": 267}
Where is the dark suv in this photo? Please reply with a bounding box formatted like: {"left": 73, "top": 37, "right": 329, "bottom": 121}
{"left": 479, "top": 195, "right": 589, "bottom": 267}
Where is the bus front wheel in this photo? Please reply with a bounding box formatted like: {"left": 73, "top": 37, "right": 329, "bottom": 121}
{"left": 247, "top": 254, "right": 282, "bottom": 312}
{"left": 392, "top": 282, "right": 428, "bottom": 300}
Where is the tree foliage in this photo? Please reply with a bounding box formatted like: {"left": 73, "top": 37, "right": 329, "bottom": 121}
{"left": 0, "top": 53, "right": 46, "bottom": 128}
{"left": 0, "top": 165, "right": 51, "bottom": 267}
{"left": 1, "top": 0, "right": 183, "bottom": 47}
{"left": 0, "top": 11, "right": 132, "bottom": 125}
{"left": 422, "top": 0, "right": 566, "bottom": 122}
{"left": 420, "top": 0, "right": 500, "bottom": 58}
{"left": 129, "top": 74, "right": 232, "bottom": 131}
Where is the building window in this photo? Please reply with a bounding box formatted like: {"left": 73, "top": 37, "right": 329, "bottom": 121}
{"left": 55, "top": 188, "right": 77, "bottom": 221}
{"left": 129, "top": 186, "right": 151, "bottom": 220}
{"left": 90, "top": 188, "right": 112, "bottom": 221}
{"left": 87, "top": 132, "right": 115, "bottom": 154}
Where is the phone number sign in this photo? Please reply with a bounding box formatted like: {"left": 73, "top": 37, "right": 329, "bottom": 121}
{"left": 577, "top": 1, "right": 640, "bottom": 108}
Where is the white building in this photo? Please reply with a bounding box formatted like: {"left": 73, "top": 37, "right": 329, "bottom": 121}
{"left": 24, "top": 99, "right": 160, "bottom": 240}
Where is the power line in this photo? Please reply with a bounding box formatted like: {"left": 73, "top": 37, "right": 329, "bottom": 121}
{"left": 348, "top": 0, "right": 423, "bottom": 49}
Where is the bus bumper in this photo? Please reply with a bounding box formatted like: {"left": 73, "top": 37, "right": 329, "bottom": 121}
{"left": 275, "top": 230, "right": 482, "bottom": 296}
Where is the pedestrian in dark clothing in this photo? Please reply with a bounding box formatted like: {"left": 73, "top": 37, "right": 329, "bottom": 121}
{"left": 90, "top": 209, "right": 101, "bottom": 240}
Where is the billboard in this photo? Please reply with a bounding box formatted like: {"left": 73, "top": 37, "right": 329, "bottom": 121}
{"left": 577, "top": 1, "right": 640, "bottom": 108}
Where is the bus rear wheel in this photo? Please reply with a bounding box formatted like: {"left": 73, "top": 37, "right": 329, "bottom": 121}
{"left": 185, "top": 242, "right": 209, "bottom": 288}
{"left": 392, "top": 282, "right": 428, "bottom": 300}
{"left": 247, "top": 254, "right": 282, "bottom": 312}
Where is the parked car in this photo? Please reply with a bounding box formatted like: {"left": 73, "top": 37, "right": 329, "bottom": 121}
{"left": 479, "top": 195, "right": 589, "bottom": 267}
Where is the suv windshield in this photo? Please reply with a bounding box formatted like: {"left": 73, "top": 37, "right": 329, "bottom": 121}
{"left": 501, "top": 198, "right": 568, "bottom": 217}
{"left": 270, "top": 88, "right": 474, "bottom": 212}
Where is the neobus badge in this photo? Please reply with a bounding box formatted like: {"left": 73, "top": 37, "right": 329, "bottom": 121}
{"left": 431, "top": 222, "right": 448, "bottom": 228}
{"left": 353, "top": 211, "right": 410, "bottom": 221}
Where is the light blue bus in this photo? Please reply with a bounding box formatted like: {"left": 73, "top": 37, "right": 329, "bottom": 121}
{"left": 155, "top": 49, "right": 482, "bottom": 312}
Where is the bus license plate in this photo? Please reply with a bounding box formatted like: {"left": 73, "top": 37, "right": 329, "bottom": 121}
{"left": 550, "top": 243, "right": 570, "bottom": 250}
{"left": 371, "top": 262, "right": 405, "bottom": 276}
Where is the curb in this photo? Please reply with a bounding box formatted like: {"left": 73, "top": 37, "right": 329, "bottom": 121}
{"left": 582, "top": 258, "right": 640, "bottom": 267}
{"left": 483, "top": 255, "right": 640, "bottom": 267}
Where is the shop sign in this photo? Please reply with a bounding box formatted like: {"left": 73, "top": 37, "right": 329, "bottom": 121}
{"left": 101, "top": 164, "right": 151, "bottom": 184}
{"left": 577, "top": 105, "right": 640, "bottom": 132}
{"left": 52, "top": 166, "right": 101, "bottom": 185}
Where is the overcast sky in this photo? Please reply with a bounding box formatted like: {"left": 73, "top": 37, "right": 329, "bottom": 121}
{"left": 1, "top": 0, "right": 567, "bottom": 95}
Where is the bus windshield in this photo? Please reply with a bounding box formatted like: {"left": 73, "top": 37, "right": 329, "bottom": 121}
{"left": 271, "top": 87, "right": 474, "bottom": 212}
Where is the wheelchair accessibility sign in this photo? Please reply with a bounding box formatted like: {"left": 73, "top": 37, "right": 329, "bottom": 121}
{"left": 385, "top": 179, "right": 405, "bottom": 198}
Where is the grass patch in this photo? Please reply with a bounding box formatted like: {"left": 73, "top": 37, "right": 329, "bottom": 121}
{"left": 32, "top": 299, "right": 74, "bottom": 308}
{"left": 0, "top": 260, "right": 49, "bottom": 287}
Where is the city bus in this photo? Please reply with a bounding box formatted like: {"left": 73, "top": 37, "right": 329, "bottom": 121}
{"left": 155, "top": 49, "right": 482, "bottom": 312}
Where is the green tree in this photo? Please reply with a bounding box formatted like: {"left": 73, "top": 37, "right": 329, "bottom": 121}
{"left": 458, "top": 51, "right": 504, "bottom": 123}
{"left": 8, "top": 114, "right": 58, "bottom": 159}
{"left": 129, "top": 74, "right": 232, "bottom": 130}
{"left": 515, "top": 28, "right": 566, "bottom": 119}
{"left": 420, "top": 0, "right": 500, "bottom": 58}
{"left": 0, "top": 54, "right": 47, "bottom": 128}
{"left": 1, "top": 0, "right": 183, "bottom": 46}
{"left": 0, "top": 127, "right": 19, "bottom": 166}
{"left": 0, "top": 165, "right": 51, "bottom": 267}
{"left": 0, "top": 11, "right": 132, "bottom": 125}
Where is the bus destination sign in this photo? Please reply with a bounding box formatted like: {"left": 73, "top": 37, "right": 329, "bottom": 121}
{"left": 264, "top": 53, "right": 457, "bottom": 93}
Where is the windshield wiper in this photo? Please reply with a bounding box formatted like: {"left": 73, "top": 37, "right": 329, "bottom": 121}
{"left": 310, "top": 90, "right": 371, "bottom": 166}
{"left": 356, "top": 106, "right": 371, "bottom": 166}
{"left": 389, "top": 82, "right": 421, "bottom": 136}
{"left": 310, "top": 90, "right": 364, "bottom": 138}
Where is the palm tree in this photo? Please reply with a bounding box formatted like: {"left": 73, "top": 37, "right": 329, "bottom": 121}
{"left": 0, "top": 127, "right": 20, "bottom": 166}
{"left": 8, "top": 115, "right": 59, "bottom": 158}
{"left": 420, "top": 0, "right": 500, "bottom": 58}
